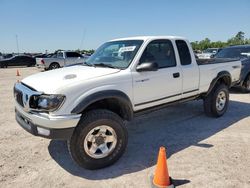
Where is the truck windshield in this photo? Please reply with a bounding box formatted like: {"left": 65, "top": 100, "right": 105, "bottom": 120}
{"left": 86, "top": 40, "right": 143, "bottom": 69}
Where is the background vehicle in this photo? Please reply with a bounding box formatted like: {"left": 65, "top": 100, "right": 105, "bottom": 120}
{"left": 0, "top": 55, "right": 35, "bottom": 68}
{"left": 197, "top": 48, "right": 221, "bottom": 59}
{"left": 36, "top": 51, "right": 87, "bottom": 70}
{"left": 215, "top": 45, "right": 250, "bottom": 92}
{"left": 14, "top": 36, "right": 241, "bottom": 169}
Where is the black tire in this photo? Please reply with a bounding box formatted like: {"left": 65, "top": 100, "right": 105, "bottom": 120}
{"left": 27, "top": 62, "right": 35, "bottom": 67}
{"left": 49, "top": 62, "right": 60, "bottom": 70}
{"left": 242, "top": 74, "right": 250, "bottom": 93}
{"left": 1, "top": 62, "right": 8, "bottom": 68}
{"left": 203, "top": 83, "right": 229, "bottom": 117}
{"left": 67, "top": 109, "right": 128, "bottom": 170}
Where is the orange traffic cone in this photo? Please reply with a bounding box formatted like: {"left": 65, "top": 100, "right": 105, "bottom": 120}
{"left": 153, "top": 147, "right": 174, "bottom": 188}
{"left": 16, "top": 69, "right": 20, "bottom": 76}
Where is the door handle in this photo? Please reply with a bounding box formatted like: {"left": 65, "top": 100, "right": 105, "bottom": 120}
{"left": 135, "top": 78, "right": 150, "bottom": 82}
{"left": 173, "top": 72, "right": 180, "bottom": 78}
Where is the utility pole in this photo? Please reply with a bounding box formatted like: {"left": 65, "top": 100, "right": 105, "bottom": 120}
{"left": 15, "top": 34, "right": 19, "bottom": 55}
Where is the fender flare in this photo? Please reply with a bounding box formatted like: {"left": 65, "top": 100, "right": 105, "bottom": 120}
{"left": 206, "top": 71, "right": 232, "bottom": 96}
{"left": 71, "top": 90, "right": 133, "bottom": 120}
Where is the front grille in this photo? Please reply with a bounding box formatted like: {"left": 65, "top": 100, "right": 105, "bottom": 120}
{"left": 14, "top": 88, "right": 24, "bottom": 107}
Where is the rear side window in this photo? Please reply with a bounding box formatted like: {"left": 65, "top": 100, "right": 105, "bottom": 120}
{"left": 176, "top": 40, "right": 192, "bottom": 65}
{"left": 57, "top": 52, "right": 63, "bottom": 58}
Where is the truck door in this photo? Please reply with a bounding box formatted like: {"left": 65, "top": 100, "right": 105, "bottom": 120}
{"left": 57, "top": 52, "right": 65, "bottom": 66}
{"left": 175, "top": 40, "right": 199, "bottom": 98}
{"left": 132, "top": 39, "right": 182, "bottom": 111}
{"left": 65, "top": 52, "right": 81, "bottom": 66}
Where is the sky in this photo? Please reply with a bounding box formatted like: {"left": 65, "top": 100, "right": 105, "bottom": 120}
{"left": 0, "top": 0, "right": 250, "bottom": 53}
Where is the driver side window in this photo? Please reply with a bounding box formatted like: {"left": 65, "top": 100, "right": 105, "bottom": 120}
{"left": 139, "top": 39, "right": 176, "bottom": 68}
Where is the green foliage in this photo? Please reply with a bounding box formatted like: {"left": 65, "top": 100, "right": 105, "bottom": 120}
{"left": 54, "top": 49, "right": 95, "bottom": 55}
{"left": 75, "top": 49, "right": 95, "bottom": 55}
{"left": 191, "top": 31, "right": 250, "bottom": 51}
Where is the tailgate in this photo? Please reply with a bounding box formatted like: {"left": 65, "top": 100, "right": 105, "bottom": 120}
{"left": 36, "top": 58, "right": 43, "bottom": 66}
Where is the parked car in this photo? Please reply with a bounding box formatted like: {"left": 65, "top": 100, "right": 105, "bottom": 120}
{"left": 197, "top": 48, "right": 221, "bottom": 59}
{"left": 14, "top": 36, "right": 241, "bottom": 169}
{"left": 0, "top": 55, "right": 35, "bottom": 68}
{"left": 36, "top": 51, "right": 87, "bottom": 70}
{"left": 215, "top": 45, "right": 250, "bottom": 92}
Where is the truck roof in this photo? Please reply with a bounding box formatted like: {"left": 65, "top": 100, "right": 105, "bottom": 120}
{"left": 110, "top": 36, "right": 187, "bottom": 42}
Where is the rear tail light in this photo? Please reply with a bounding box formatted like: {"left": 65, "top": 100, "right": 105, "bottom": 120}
{"left": 41, "top": 59, "right": 45, "bottom": 64}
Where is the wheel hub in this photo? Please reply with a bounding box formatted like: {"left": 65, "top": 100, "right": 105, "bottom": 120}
{"left": 216, "top": 91, "right": 226, "bottom": 111}
{"left": 83, "top": 125, "right": 117, "bottom": 159}
{"left": 95, "top": 135, "right": 105, "bottom": 146}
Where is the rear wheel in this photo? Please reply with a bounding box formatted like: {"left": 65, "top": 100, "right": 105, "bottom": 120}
{"left": 49, "top": 62, "right": 60, "bottom": 70}
{"left": 242, "top": 74, "right": 250, "bottom": 93}
{"left": 203, "top": 83, "right": 229, "bottom": 117}
{"left": 68, "top": 109, "right": 128, "bottom": 169}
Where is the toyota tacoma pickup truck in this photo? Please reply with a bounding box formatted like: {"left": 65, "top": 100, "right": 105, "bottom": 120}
{"left": 14, "top": 36, "right": 241, "bottom": 169}
{"left": 36, "top": 51, "right": 87, "bottom": 70}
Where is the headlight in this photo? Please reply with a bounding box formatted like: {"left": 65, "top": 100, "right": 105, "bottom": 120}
{"left": 31, "top": 94, "right": 65, "bottom": 112}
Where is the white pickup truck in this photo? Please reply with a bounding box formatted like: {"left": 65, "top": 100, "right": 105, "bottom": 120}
{"left": 14, "top": 36, "right": 241, "bottom": 169}
{"left": 36, "top": 51, "right": 87, "bottom": 70}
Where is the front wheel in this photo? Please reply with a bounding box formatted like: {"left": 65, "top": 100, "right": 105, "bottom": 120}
{"left": 1, "top": 62, "right": 7, "bottom": 68}
{"left": 67, "top": 109, "right": 128, "bottom": 170}
{"left": 203, "top": 84, "right": 229, "bottom": 117}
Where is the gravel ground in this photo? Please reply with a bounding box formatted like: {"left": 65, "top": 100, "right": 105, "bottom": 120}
{"left": 0, "top": 67, "right": 250, "bottom": 188}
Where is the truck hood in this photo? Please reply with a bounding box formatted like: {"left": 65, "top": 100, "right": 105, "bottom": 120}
{"left": 22, "top": 65, "right": 120, "bottom": 93}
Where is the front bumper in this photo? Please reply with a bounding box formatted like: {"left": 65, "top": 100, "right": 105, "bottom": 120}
{"left": 15, "top": 104, "right": 81, "bottom": 139}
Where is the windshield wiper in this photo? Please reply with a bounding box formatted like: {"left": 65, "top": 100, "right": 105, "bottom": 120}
{"left": 93, "top": 63, "right": 119, "bottom": 69}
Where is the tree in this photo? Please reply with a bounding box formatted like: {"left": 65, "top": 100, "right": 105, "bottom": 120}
{"left": 235, "top": 31, "right": 245, "bottom": 41}
{"left": 191, "top": 31, "right": 250, "bottom": 50}
{"left": 227, "top": 31, "right": 246, "bottom": 45}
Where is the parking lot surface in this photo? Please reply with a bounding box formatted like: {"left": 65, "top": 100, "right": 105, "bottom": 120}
{"left": 0, "top": 67, "right": 250, "bottom": 188}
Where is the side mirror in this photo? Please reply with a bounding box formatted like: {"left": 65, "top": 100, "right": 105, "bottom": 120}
{"left": 136, "top": 62, "right": 158, "bottom": 72}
